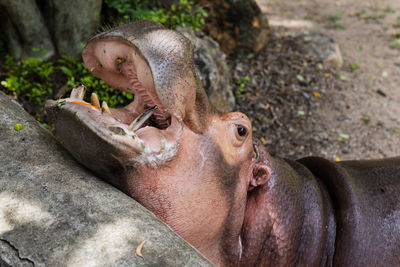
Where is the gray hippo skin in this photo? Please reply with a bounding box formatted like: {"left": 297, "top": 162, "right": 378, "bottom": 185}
{"left": 46, "top": 21, "right": 400, "bottom": 266}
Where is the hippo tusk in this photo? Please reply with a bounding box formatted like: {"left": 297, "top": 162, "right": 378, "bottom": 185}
{"left": 90, "top": 92, "right": 100, "bottom": 108}
{"left": 128, "top": 105, "right": 158, "bottom": 131}
{"left": 101, "top": 101, "right": 111, "bottom": 114}
{"left": 70, "top": 84, "right": 86, "bottom": 100}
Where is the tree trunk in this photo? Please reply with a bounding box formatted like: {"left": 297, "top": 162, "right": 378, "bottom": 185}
{"left": 195, "top": 0, "right": 269, "bottom": 56}
{"left": 0, "top": 0, "right": 101, "bottom": 59}
{"left": 42, "top": 0, "right": 102, "bottom": 58}
{"left": 0, "top": 0, "right": 55, "bottom": 59}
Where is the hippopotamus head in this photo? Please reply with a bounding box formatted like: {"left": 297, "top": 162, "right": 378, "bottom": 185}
{"left": 45, "top": 21, "right": 276, "bottom": 266}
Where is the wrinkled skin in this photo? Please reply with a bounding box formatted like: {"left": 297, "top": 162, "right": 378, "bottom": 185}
{"left": 46, "top": 21, "right": 400, "bottom": 266}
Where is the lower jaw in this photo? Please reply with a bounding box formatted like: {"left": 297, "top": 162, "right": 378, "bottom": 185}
{"left": 133, "top": 116, "right": 183, "bottom": 168}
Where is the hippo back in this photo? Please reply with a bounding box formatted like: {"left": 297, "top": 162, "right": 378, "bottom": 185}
{"left": 298, "top": 157, "right": 400, "bottom": 266}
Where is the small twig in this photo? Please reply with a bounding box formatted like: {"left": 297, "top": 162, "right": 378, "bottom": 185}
{"left": 268, "top": 105, "right": 283, "bottom": 127}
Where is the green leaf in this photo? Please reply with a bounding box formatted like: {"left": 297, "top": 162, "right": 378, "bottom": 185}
{"left": 337, "top": 133, "right": 350, "bottom": 141}
{"left": 1, "top": 80, "right": 8, "bottom": 87}
{"left": 296, "top": 74, "right": 305, "bottom": 82}
{"left": 351, "top": 62, "right": 360, "bottom": 70}
{"left": 14, "top": 123, "right": 24, "bottom": 131}
{"left": 362, "top": 115, "right": 371, "bottom": 124}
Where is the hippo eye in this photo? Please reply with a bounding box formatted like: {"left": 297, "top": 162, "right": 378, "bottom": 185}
{"left": 237, "top": 125, "right": 247, "bottom": 137}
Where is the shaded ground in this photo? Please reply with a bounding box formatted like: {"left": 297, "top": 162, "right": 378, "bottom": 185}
{"left": 231, "top": 0, "right": 400, "bottom": 160}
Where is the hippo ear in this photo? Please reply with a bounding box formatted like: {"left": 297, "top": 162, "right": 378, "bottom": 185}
{"left": 249, "top": 162, "right": 271, "bottom": 191}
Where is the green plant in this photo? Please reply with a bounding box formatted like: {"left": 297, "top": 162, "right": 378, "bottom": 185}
{"left": 355, "top": 10, "right": 385, "bottom": 20}
{"left": 235, "top": 75, "right": 250, "bottom": 99}
{"left": 1, "top": 56, "right": 54, "bottom": 106}
{"left": 351, "top": 61, "right": 360, "bottom": 70}
{"left": 394, "top": 16, "right": 400, "bottom": 28}
{"left": 389, "top": 39, "right": 400, "bottom": 50}
{"left": 335, "top": 24, "right": 346, "bottom": 30}
{"left": 362, "top": 114, "right": 371, "bottom": 124}
{"left": 384, "top": 6, "right": 396, "bottom": 14}
{"left": 104, "top": 0, "right": 207, "bottom": 31}
{"left": 327, "top": 11, "right": 344, "bottom": 23}
{"left": 168, "top": 0, "right": 207, "bottom": 30}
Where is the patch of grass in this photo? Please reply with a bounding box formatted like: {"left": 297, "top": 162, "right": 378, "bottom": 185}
{"left": 389, "top": 39, "right": 400, "bottom": 50}
{"left": 324, "top": 11, "right": 346, "bottom": 30}
{"left": 351, "top": 61, "right": 360, "bottom": 70}
{"left": 384, "top": 6, "right": 396, "bottom": 14}
{"left": 362, "top": 114, "right": 371, "bottom": 124}
{"left": 235, "top": 75, "right": 250, "bottom": 99}
{"left": 355, "top": 10, "right": 385, "bottom": 20}
{"left": 335, "top": 24, "right": 346, "bottom": 30}
{"left": 326, "top": 11, "right": 344, "bottom": 23}
{"left": 103, "top": 0, "right": 207, "bottom": 31}
{"left": 394, "top": 16, "right": 400, "bottom": 28}
{"left": 1, "top": 56, "right": 54, "bottom": 106}
{"left": 304, "top": 14, "right": 313, "bottom": 20}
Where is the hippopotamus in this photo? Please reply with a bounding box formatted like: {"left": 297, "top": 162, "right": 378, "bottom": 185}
{"left": 45, "top": 21, "right": 400, "bottom": 266}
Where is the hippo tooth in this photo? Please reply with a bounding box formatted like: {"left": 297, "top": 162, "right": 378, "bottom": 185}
{"left": 91, "top": 93, "right": 100, "bottom": 108}
{"left": 70, "top": 84, "right": 86, "bottom": 100}
{"left": 128, "top": 105, "right": 158, "bottom": 131}
{"left": 101, "top": 101, "right": 112, "bottom": 114}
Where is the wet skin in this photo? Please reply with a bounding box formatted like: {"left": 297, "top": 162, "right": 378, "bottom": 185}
{"left": 46, "top": 21, "right": 400, "bottom": 266}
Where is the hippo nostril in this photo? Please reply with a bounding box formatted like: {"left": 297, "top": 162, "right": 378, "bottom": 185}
{"left": 108, "top": 126, "right": 126, "bottom": 135}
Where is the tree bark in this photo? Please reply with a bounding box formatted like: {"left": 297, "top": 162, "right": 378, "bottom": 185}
{"left": 0, "top": 0, "right": 102, "bottom": 59}
{"left": 0, "top": 0, "right": 55, "bottom": 59}
{"left": 195, "top": 0, "right": 269, "bottom": 56}
{"left": 42, "top": 0, "right": 102, "bottom": 58}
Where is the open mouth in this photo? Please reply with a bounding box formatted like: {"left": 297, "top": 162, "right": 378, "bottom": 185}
{"left": 45, "top": 21, "right": 207, "bottom": 171}
{"left": 45, "top": 50, "right": 182, "bottom": 169}
{"left": 46, "top": 74, "right": 181, "bottom": 160}
{"left": 57, "top": 81, "right": 175, "bottom": 144}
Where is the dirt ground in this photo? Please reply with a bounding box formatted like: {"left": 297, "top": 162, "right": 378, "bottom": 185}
{"left": 234, "top": 0, "right": 400, "bottom": 161}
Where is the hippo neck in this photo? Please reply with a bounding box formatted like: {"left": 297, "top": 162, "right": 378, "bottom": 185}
{"left": 240, "top": 155, "right": 336, "bottom": 266}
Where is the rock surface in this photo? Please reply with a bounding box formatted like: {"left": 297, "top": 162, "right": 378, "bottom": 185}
{"left": 0, "top": 91, "right": 213, "bottom": 267}
{"left": 298, "top": 33, "right": 343, "bottom": 70}
{"left": 177, "top": 27, "right": 235, "bottom": 113}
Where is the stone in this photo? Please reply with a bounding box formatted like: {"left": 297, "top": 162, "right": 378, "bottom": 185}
{"left": 299, "top": 33, "right": 344, "bottom": 70}
{"left": 177, "top": 27, "right": 235, "bottom": 113}
{"left": 0, "top": 91, "right": 212, "bottom": 267}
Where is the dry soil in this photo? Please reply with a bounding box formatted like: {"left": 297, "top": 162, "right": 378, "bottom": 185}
{"left": 236, "top": 0, "right": 400, "bottom": 160}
